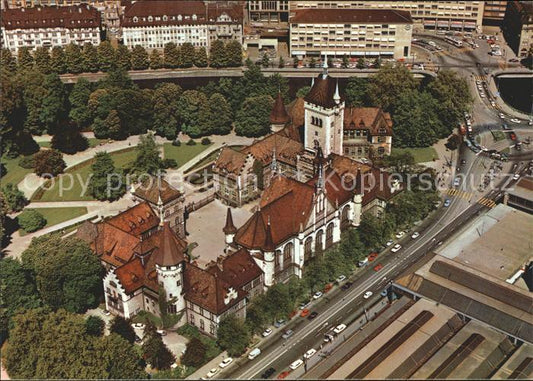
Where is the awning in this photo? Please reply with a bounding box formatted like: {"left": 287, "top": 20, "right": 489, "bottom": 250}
{"left": 437, "top": 21, "right": 450, "bottom": 27}
{"left": 365, "top": 52, "right": 380, "bottom": 56}
{"left": 291, "top": 51, "right": 306, "bottom": 55}
{"left": 450, "top": 22, "right": 463, "bottom": 29}
{"left": 464, "top": 22, "right": 476, "bottom": 28}
{"left": 424, "top": 20, "right": 436, "bottom": 26}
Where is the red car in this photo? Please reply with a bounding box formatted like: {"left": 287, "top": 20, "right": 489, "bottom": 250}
{"left": 374, "top": 263, "right": 384, "bottom": 272}
{"left": 300, "top": 308, "right": 310, "bottom": 318}
{"left": 368, "top": 252, "right": 379, "bottom": 262}
{"left": 277, "top": 371, "right": 291, "bottom": 379}
{"left": 510, "top": 132, "right": 517, "bottom": 141}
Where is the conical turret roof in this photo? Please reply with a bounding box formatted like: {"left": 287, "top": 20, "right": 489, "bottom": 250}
{"left": 154, "top": 222, "right": 186, "bottom": 267}
{"left": 270, "top": 92, "right": 290, "bottom": 124}
{"left": 223, "top": 207, "right": 237, "bottom": 234}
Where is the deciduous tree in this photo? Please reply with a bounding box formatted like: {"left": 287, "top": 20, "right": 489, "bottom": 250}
{"left": 149, "top": 49, "right": 164, "bottom": 69}
{"left": 65, "top": 43, "right": 84, "bottom": 74}
{"left": 163, "top": 42, "right": 180, "bottom": 68}
{"left": 88, "top": 151, "right": 125, "bottom": 201}
{"left": 116, "top": 44, "right": 132, "bottom": 71}
{"left": 17, "top": 209, "right": 46, "bottom": 233}
{"left": 128, "top": 133, "right": 163, "bottom": 175}
{"left": 33, "top": 149, "right": 66, "bottom": 177}
{"left": 33, "top": 47, "right": 51, "bottom": 74}
{"left": 194, "top": 46, "right": 208, "bottom": 67}
{"left": 152, "top": 83, "right": 182, "bottom": 139}
{"left": 1, "top": 48, "right": 17, "bottom": 72}
{"left": 182, "top": 337, "right": 207, "bottom": 368}
{"left": 82, "top": 42, "right": 99, "bottom": 73}
{"left": 69, "top": 78, "right": 93, "bottom": 129}
{"left": 235, "top": 95, "right": 273, "bottom": 137}
{"left": 226, "top": 40, "right": 243, "bottom": 67}
{"left": 85, "top": 315, "right": 105, "bottom": 336}
{"left": 131, "top": 45, "right": 149, "bottom": 70}
{"left": 217, "top": 315, "right": 250, "bottom": 357}
{"left": 209, "top": 39, "right": 226, "bottom": 68}
{"left": 1, "top": 183, "right": 28, "bottom": 212}
{"left": 179, "top": 42, "right": 195, "bottom": 68}
{"left": 97, "top": 41, "right": 116, "bottom": 72}
{"left": 109, "top": 316, "right": 136, "bottom": 344}
{"left": 17, "top": 47, "right": 34, "bottom": 71}
{"left": 40, "top": 73, "right": 68, "bottom": 134}
{"left": 206, "top": 93, "right": 232, "bottom": 135}
{"left": 367, "top": 63, "right": 417, "bottom": 111}
{"left": 345, "top": 77, "right": 369, "bottom": 107}
{"left": 50, "top": 46, "right": 67, "bottom": 74}
{"left": 142, "top": 330, "right": 175, "bottom": 370}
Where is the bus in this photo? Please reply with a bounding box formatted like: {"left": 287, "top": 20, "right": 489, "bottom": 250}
{"left": 445, "top": 36, "right": 463, "bottom": 47}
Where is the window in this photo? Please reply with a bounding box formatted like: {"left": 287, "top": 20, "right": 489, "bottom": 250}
{"left": 168, "top": 304, "right": 177, "bottom": 314}
{"left": 176, "top": 280, "right": 181, "bottom": 287}
{"left": 210, "top": 323, "right": 216, "bottom": 335}
{"left": 200, "top": 319, "right": 205, "bottom": 331}
{"left": 378, "top": 147, "right": 385, "bottom": 155}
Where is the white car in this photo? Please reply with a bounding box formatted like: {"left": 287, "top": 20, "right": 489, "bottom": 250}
{"left": 513, "top": 174, "right": 520, "bottom": 181}
{"left": 156, "top": 329, "right": 167, "bottom": 336}
{"left": 132, "top": 323, "right": 145, "bottom": 329}
{"left": 219, "top": 358, "right": 233, "bottom": 368}
{"left": 304, "top": 348, "right": 317, "bottom": 359}
{"left": 262, "top": 328, "right": 272, "bottom": 337}
{"left": 395, "top": 231, "right": 405, "bottom": 239}
{"left": 499, "top": 113, "right": 505, "bottom": 119}
{"left": 290, "top": 359, "right": 304, "bottom": 370}
{"left": 411, "top": 232, "right": 420, "bottom": 239}
{"left": 391, "top": 244, "right": 402, "bottom": 253}
{"left": 313, "top": 291, "right": 323, "bottom": 300}
{"left": 206, "top": 368, "right": 218, "bottom": 378}
{"left": 480, "top": 93, "right": 486, "bottom": 98}
{"left": 510, "top": 118, "right": 521, "bottom": 123}
{"left": 453, "top": 177, "right": 461, "bottom": 187}
{"left": 490, "top": 101, "right": 496, "bottom": 107}
{"left": 336, "top": 275, "right": 346, "bottom": 283}
{"left": 363, "top": 291, "right": 373, "bottom": 299}
{"left": 386, "top": 240, "right": 394, "bottom": 246}
{"left": 333, "top": 324, "right": 347, "bottom": 334}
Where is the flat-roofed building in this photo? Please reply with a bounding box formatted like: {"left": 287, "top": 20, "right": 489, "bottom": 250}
{"left": 121, "top": 0, "right": 243, "bottom": 50}
{"left": 289, "top": 8, "right": 413, "bottom": 59}
{"left": 483, "top": 1, "right": 508, "bottom": 25}
{"left": 289, "top": 1, "right": 484, "bottom": 32}
{"left": 502, "top": 1, "right": 533, "bottom": 59}
{"left": 1, "top": 4, "right": 101, "bottom": 52}
{"left": 247, "top": 0, "right": 289, "bottom": 26}
{"left": 504, "top": 176, "right": 533, "bottom": 214}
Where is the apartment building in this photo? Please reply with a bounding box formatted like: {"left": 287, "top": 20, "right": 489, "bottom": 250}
{"left": 1, "top": 4, "right": 101, "bottom": 52}
{"left": 502, "top": 1, "right": 533, "bottom": 59}
{"left": 483, "top": 1, "right": 508, "bottom": 25}
{"left": 247, "top": 0, "right": 289, "bottom": 26}
{"left": 290, "top": 9, "right": 413, "bottom": 59}
{"left": 121, "top": 0, "right": 243, "bottom": 50}
{"left": 290, "top": 1, "right": 484, "bottom": 31}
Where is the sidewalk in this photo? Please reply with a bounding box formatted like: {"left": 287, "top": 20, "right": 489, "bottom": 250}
{"left": 186, "top": 351, "right": 229, "bottom": 380}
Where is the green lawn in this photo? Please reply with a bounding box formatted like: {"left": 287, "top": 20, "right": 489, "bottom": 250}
{"left": 0, "top": 156, "right": 33, "bottom": 186}
{"left": 33, "top": 148, "right": 137, "bottom": 202}
{"left": 391, "top": 147, "right": 439, "bottom": 163}
{"left": 491, "top": 130, "right": 506, "bottom": 142}
{"left": 19, "top": 206, "right": 88, "bottom": 235}
{"left": 38, "top": 138, "right": 107, "bottom": 149}
{"left": 163, "top": 143, "right": 212, "bottom": 168}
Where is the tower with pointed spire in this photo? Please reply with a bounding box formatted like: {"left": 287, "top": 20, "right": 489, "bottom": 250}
{"left": 350, "top": 169, "right": 364, "bottom": 227}
{"left": 269, "top": 91, "right": 290, "bottom": 133}
{"left": 263, "top": 217, "right": 276, "bottom": 287}
{"left": 223, "top": 207, "right": 237, "bottom": 250}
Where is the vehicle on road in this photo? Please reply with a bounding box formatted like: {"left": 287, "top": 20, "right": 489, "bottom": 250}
{"left": 313, "top": 291, "right": 323, "bottom": 300}
{"left": 304, "top": 348, "right": 317, "bottom": 359}
{"left": 206, "top": 368, "right": 218, "bottom": 378}
{"left": 385, "top": 240, "right": 394, "bottom": 247}
{"left": 262, "top": 328, "right": 273, "bottom": 337}
{"left": 490, "top": 100, "right": 496, "bottom": 107}
{"left": 248, "top": 348, "right": 261, "bottom": 360}
{"left": 395, "top": 231, "right": 405, "bottom": 239}
{"left": 299, "top": 300, "right": 310, "bottom": 310}
{"left": 132, "top": 323, "right": 145, "bottom": 329}
{"left": 513, "top": 174, "right": 520, "bottom": 181}
{"left": 363, "top": 291, "right": 373, "bottom": 299}
{"left": 374, "top": 263, "right": 384, "bottom": 272}
{"left": 444, "top": 199, "right": 451, "bottom": 207}
{"left": 156, "top": 329, "right": 166, "bottom": 336}
{"left": 274, "top": 319, "right": 286, "bottom": 328}
{"left": 323, "top": 283, "right": 333, "bottom": 293}
{"left": 368, "top": 252, "right": 378, "bottom": 261}
{"left": 411, "top": 232, "right": 420, "bottom": 239}
{"left": 381, "top": 289, "right": 388, "bottom": 297}
{"left": 461, "top": 159, "right": 466, "bottom": 165}
{"left": 261, "top": 367, "right": 276, "bottom": 379}
{"left": 510, "top": 118, "right": 521, "bottom": 124}
{"left": 454, "top": 177, "right": 461, "bottom": 187}
{"left": 334, "top": 324, "right": 347, "bottom": 334}
{"left": 341, "top": 282, "right": 353, "bottom": 291}
{"left": 282, "top": 329, "right": 294, "bottom": 340}
{"left": 510, "top": 132, "right": 517, "bottom": 140}
{"left": 357, "top": 258, "right": 369, "bottom": 267}
{"left": 300, "top": 309, "right": 310, "bottom": 318}
{"left": 499, "top": 113, "right": 505, "bottom": 119}
{"left": 289, "top": 359, "right": 304, "bottom": 370}
{"left": 391, "top": 244, "right": 402, "bottom": 253}
{"left": 219, "top": 358, "right": 233, "bottom": 368}
{"left": 277, "top": 371, "right": 290, "bottom": 379}
{"left": 336, "top": 275, "right": 346, "bottom": 283}
{"left": 308, "top": 311, "right": 318, "bottom": 320}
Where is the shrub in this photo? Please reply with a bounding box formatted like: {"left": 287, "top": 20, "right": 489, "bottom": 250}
{"left": 161, "top": 159, "right": 178, "bottom": 169}
{"left": 85, "top": 315, "right": 105, "bottom": 336}
{"left": 186, "top": 139, "right": 196, "bottom": 146}
{"left": 171, "top": 139, "right": 181, "bottom": 147}
{"left": 33, "top": 150, "right": 66, "bottom": 177}
{"left": 18, "top": 155, "right": 36, "bottom": 169}
{"left": 2, "top": 183, "right": 28, "bottom": 212}
{"left": 201, "top": 137, "right": 211, "bottom": 145}
{"left": 18, "top": 209, "right": 46, "bottom": 233}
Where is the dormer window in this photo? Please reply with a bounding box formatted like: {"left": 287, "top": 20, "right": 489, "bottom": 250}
{"left": 133, "top": 16, "right": 138, "bottom": 23}
{"left": 192, "top": 14, "right": 197, "bottom": 20}
{"left": 148, "top": 16, "right": 153, "bottom": 22}
{"left": 379, "top": 127, "right": 387, "bottom": 134}
{"left": 177, "top": 14, "right": 182, "bottom": 21}
{"left": 162, "top": 15, "right": 168, "bottom": 21}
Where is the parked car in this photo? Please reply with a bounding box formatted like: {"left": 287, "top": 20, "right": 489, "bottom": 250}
{"left": 444, "top": 199, "right": 451, "bottom": 207}
{"left": 300, "top": 309, "right": 310, "bottom": 318}
{"left": 282, "top": 329, "right": 294, "bottom": 340}
{"left": 206, "top": 368, "right": 218, "bottom": 378}
{"left": 103, "top": 309, "right": 111, "bottom": 316}
{"left": 134, "top": 335, "right": 143, "bottom": 343}
{"left": 453, "top": 177, "right": 461, "bottom": 187}
{"left": 261, "top": 367, "right": 276, "bottom": 379}
{"left": 380, "top": 289, "right": 388, "bottom": 297}
{"left": 219, "top": 358, "right": 233, "bottom": 368}
{"left": 313, "top": 291, "right": 323, "bottom": 300}
{"left": 368, "top": 252, "right": 379, "bottom": 261}
{"left": 274, "top": 319, "right": 286, "bottom": 328}
{"left": 277, "top": 371, "right": 290, "bottom": 379}
{"left": 304, "top": 348, "right": 317, "bottom": 359}
{"left": 411, "top": 232, "right": 420, "bottom": 239}
{"left": 248, "top": 348, "right": 261, "bottom": 360}
{"left": 336, "top": 275, "right": 346, "bottom": 283}
{"left": 502, "top": 123, "right": 510, "bottom": 130}
{"left": 156, "top": 329, "right": 167, "bottom": 336}
{"left": 391, "top": 244, "right": 402, "bottom": 253}
{"left": 333, "top": 324, "right": 347, "bottom": 334}
{"left": 357, "top": 258, "right": 369, "bottom": 267}
{"left": 308, "top": 311, "right": 319, "bottom": 320}
{"left": 513, "top": 173, "right": 520, "bottom": 181}
{"left": 341, "top": 282, "right": 353, "bottom": 291}
{"left": 385, "top": 240, "right": 394, "bottom": 247}
{"left": 298, "top": 300, "right": 310, "bottom": 310}
{"left": 363, "top": 291, "right": 373, "bottom": 299}
{"left": 132, "top": 323, "right": 145, "bottom": 329}
{"left": 395, "top": 231, "right": 405, "bottom": 239}
{"left": 374, "top": 263, "right": 384, "bottom": 272}
{"left": 510, "top": 118, "right": 521, "bottom": 123}
{"left": 262, "top": 328, "right": 273, "bottom": 337}
{"left": 499, "top": 113, "right": 505, "bottom": 119}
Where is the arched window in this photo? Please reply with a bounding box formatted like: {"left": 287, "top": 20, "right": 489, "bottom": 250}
{"left": 275, "top": 249, "right": 282, "bottom": 272}
{"left": 315, "top": 230, "right": 324, "bottom": 253}
{"left": 341, "top": 205, "right": 350, "bottom": 229}
{"left": 283, "top": 243, "right": 293, "bottom": 267}
{"left": 326, "top": 223, "right": 334, "bottom": 248}
{"left": 304, "top": 237, "right": 313, "bottom": 262}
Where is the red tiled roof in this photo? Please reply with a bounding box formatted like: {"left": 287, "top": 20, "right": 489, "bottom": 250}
{"left": 223, "top": 207, "right": 237, "bottom": 234}
{"left": 243, "top": 133, "right": 303, "bottom": 166}
{"left": 307, "top": 168, "right": 353, "bottom": 206}
{"left": 106, "top": 202, "right": 159, "bottom": 237}
{"left": 115, "top": 256, "right": 147, "bottom": 294}
{"left": 304, "top": 75, "right": 341, "bottom": 109}
{"left": 1, "top": 5, "right": 101, "bottom": 30}
{"left": 207, "top": 248, "right": 263, "bottom": 291}
{"left": 133, "top": 176, "right": 182, "bottom": 205}
{"left": 270, "top": 92, "right": 290, "bottom": 124}
{"left": 153, "top": 222, "right": 187, "bottom": 266}
{"left": 213, "top": 146, "right": 249, "bottom": 175}
{"left": 291, "top": 8, "right": 413, "bottom": 24}
{"left": 288, "top": 97, "right": 305, "bottom": 128}
{"left": 344, "top": 107, "right": 393, "bottom": 135}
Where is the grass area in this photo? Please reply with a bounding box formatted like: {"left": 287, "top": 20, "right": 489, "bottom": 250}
{"left": 0, "top": 156, "right": 33, "bottom": 186}
{"left": 176, "top": 324, "right": 221, "bottom": 362}
{"left": 33, "top": 148, "right": 137, "bottom": 202}
{"left": 491, "top": 130, "right": 506, "bottom": 142}
{"left": 391, "top": 147, "right": 439, "bottom": 163}
{"left": 19, "top": 206, "right": 88, "bottom": 236}
{"left": 38, "top": 138, "right": 107, "bottom": 149}
{"left": 163, "top": 143, "right": 212, "bottom": 168}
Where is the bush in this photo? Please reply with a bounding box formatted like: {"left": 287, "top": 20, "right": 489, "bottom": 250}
{"left": 201, "top": 137, "right": 211, "bottom": 145}
{"left": 186, "top": 139, "right": 196, "bottom": 146}
{"left": 161, "top": 159, "right": 178, "bottom": 169}
{"left": 171, "top": 139, "right": 181, "bottom": 147}
{"left": 2, "top": 183, "right": 28, "bottom": 212}
{"left": 18, "top": 209, "right": 46, "bottom": 233}
{"left": 85, "top": 315, "right": 105, "bottom": 336}
{"left": 33, "top": 150, "right": 66, "bottom": 177}
{"left": 18, "top": 155, "right": 36, "bottom": 169}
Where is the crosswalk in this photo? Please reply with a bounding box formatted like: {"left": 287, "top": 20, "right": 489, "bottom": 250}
{"left": 444, "top": 188, "right": 497, "bottom": 208}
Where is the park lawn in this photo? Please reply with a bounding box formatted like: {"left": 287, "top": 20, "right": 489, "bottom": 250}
{"left": 34, "top": 148, "right": 137, "bottom": 202}
{"left": 391, "top": 147, "right": 439, "bottom": 163}
{"left": 19, "top": 206, "right": 88, "bottom": 236}
{"left": 1, "top": 156, "right": 33, "bottom": 187}
{"left": 163, "top": 143, "right": 212, "bottom": 168}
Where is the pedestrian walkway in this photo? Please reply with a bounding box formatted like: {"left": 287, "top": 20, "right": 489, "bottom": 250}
{"left": 186, "top": 351, "right": 230, "bottom": 380}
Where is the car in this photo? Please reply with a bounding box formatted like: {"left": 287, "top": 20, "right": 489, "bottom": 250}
{"left": 480, "top": 93, "right": 486, "bottom": 98}
{"left": 363, "top": 291, "right": 373, "bottom": 299}
{"left": 499, "top": 113, "right": 505, "bottom": 119}
{"left": 513, "top": 174, "right": 520, "bottom": 181}
{"left": 300, "top": 308, "right": 310, "bottom": 318}
{"left": 510, "top": 118, "right": 521, "bottom": 123}
{"left": 461, "top": 159, "right": 466, "bottom": 165}
{"left": 103, "top": 309, "right": 111, "bottom": 316}
{"left": 304, "top": 348, "right": 317, "bottom": 359}
{"left": 411, "top": 232, "right": 420, "bottom": 239}
{"left": 282, "top": 329, "right": 294, "bottom": 340}
{"left": 374, "top": 263, "right": 384, "bottom": 272}
{"left": 444, "top": 199, "right": 451, "bottom": 207}
{"left": 490, "top": 100, "right": 496, "bottom": 107}
{"left": 277, "top": 371, "right": 290, "bottom": 379}
{"left": 333, "top": 324, "right": 347, "bottom": 334}
{"left": 308, "top": 311, "right": 319, "bottom": 320}
{"left": 262, "top": 328, "right": 273, "bottom": 337}
{"left": 380, "top": 289, "right": 388, "bottom": 297}
{"left": 368, "top": 252, "right": 379, "bottom": 261}
{"left": 475, "top": 80, "right": 480, "bottom": 86}
{"left": 134, "top": 335, "right": 143, "bottom": 343}
{"left": 336, "top": 275, "right": 346, "bottom": 283}
{"left": 219, "top": 358, "right": 233, "bottom": 368}
{"left": 391, "top": 244, "right": 402, "bottom": 253}
{"left": 341, "top": 281, "right": 353, "bottom": 291}
{"left": 385, "top": 240, "right": 394, "bottom": 247}
{"left": 313, "top": 291, "right": 323, "bottom": 300}
{"left": 298, "top": 300, "right": 310, "bottom": 310}
{"left": 509, "top": 58, "right": 520, "bottom": 62}
{"left": 510, "top": 132, "right": 517, "bottom": 141}
{"left": 528, "top": 120, "right": 533, "bottom": 126}
{"left": 453, "top": 177, "right": 461, "bottom": 187}
{"left": 395, "top": 231, "right": 405, "bottom": 239}
{"left": 171, "top": 363, "right": 178, "bottom": 369}
{"left": 156, "top": 329, "right": 167, "bottom": 336}
{"left": 502, "top": 123, "right": 510, "bottom": 130}
{"left": 132, "top": 323, "right": 145, "bottom": 329}
{"left": 248, "top": 348, "right": 261, "bottom": 360}
{"left": 206, "top": 368, "right": 218, "bottom": 378}
{"left": 262, "top": 367, "right": 276, "bottom": 379}
{"left": 357, "top": 259, "right": 369, "bottom": 267}
{"left": 323, "top": 283, "right": 333, "bottom": 293}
